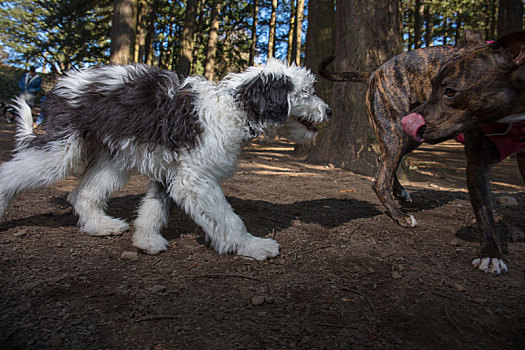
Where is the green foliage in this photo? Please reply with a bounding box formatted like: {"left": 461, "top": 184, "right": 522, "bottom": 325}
{"left": 401, "top": 0, "right": 499, "bottom": 50}
{"left": 0, "top": 0, "right": 112, "bottom": 70}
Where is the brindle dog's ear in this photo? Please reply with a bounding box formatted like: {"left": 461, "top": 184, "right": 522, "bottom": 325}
{"left": 236, "top": 73, "right": 294, "bottom": 126}
{"left": 463, "top": 29, "right": 483, "bottom": 47}
{"left": 492, "top": 31, "right": 525, "bottom": 68}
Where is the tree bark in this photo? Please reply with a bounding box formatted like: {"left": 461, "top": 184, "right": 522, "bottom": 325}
{"left": 304, "top": 0, "right": 334, "bottom": 102}
{"left": 292, "top": 0, "right": 304, "bottom": 65}
{"left": 295, "top": 0, "right": 334, "bottom": 156}
{"left": 177, "top": 0, "right": 199, "bottom": 76}
{"left": 249, "top": 0, "right": 259, "bottom": 66}
{"left": 134, "top": 0, "right": 147, "bottom": 63}
{"left": 191, "top": 0, "right": 207, "bottom": 74}
{"left": 424, "top": 4, "right": 433, "bottom": 46}
{"left": 286, "top": 0, "right": 295, "bottom": 64}
{"left": 204, "top": 0, "right": 221, "bottom": 80}
{"left": 497, "top": 0, "right": 524, "bottom": 36}
{"left": 110, "top": 0, "right": 137, "bottom": 65}
{"left": 267, "top": 0, "right": 278, "bottom": 60}
{"left": 307, "top": 0, "right": 402, "bottom": 176}
{"left": 413, "top": 0, "right": 423, "bottom": 49}
{"left": 144, "top": 0, "right": 158, "bottom": 65}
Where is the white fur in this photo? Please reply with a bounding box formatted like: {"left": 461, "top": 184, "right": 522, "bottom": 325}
{"left": 0, "top": 61, "right": 329, "bottom": 260}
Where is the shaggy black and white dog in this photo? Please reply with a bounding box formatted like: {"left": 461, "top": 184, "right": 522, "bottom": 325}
{"left": 0, "top": 60, "right": 330, "bottom": 260}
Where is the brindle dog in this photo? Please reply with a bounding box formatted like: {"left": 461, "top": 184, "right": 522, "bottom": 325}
{"left": 319, "top": 31, "right": 484, "bottom": 229}
{"left": 403, "top": 31, "right": 525, "bottom": 275}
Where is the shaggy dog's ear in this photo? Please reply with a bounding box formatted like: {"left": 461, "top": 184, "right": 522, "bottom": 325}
{"left": 236, "top": 73, "right": 294, "bottom": 126}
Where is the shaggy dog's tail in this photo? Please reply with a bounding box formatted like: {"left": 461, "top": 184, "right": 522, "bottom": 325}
{"left": 318, "top": 56, "right": 371, "bottom": 83}
{"left": 12, "top": 97, "right": 36, "bottom": 151}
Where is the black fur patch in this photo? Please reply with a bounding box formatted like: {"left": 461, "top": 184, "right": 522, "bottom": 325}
{"left": 235, "top": 73, "right": 294, "bottom": 126}
{"left": 38, "top": 65, "right": 203, "bottom": 152}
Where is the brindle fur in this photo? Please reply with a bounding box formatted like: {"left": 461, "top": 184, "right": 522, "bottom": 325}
{"left": 320, "top": 45, "right": 466, "bottom": 227}
{"left": 411, "top": 31, "right": 525, "bottom": 268}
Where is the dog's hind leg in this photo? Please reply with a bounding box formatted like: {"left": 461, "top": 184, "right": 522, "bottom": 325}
{"left": 169, "top": 169, "right": 279, "bottom": 260}
{"left": 0, "top": 139, "right": 83, "bottom": 222}
{"left": 372, "top": 133, "right": 418, "bottom": 228}
{"left": 68, "top": 153, "right": 130, "bottom": 236}
{"left": 132, "top": 181, "right": 173, "bottom": 254}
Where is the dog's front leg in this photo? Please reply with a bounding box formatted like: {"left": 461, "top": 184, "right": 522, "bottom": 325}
{"left": 132, "top": 181, "right": 173, "bottom": 254}
{"left": 169, "top": 170, "right": 279, "bottom": 260}
{"left": 464, "top": 128, "right": 508, "bottom": 275}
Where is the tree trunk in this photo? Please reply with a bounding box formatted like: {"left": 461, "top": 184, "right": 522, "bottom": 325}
{"left": 307, "top": 0, "right": 402, "bottom": 176}
{"left": 267, "top": 0, "right": 278, "bottom": 60}
{"left": 486, "top": 0, "right": 497, "bottom": 40}
{"left": 134, "top": 0, "right": 147, "bottom": 63}
{"left": 249, "top": 0, "right": 259, "bottom": 66}
{"left": 413, "top": 0, "right": 423, "bottom": 49}
{"left": 292, "top": 0, "right": 304, "bottom": 65}
{"left": 177, "top": 0, "right": 199, "bottom": 76}
{"left": 286, "top": 0, "right": 295, "bottom": 64}
{"left": 204, "top": 0, "right": 221, "bottom": 80}
{"left": 424, "top": 4, "right": 433, "bottom": 46}
{"left": 304, "top": 0, "right": 334, "bottom": 102}
{"left": 295, "top": 0, "right": 334, "bottom": 156}
{"left": 497, "top": 0, "right": 524, "bottom": 36}
{"left": 191, "top": 0, "right": 207, "bottom": 74}
{"left": 454, "top": 13, "right": 462, "bottom": 46}
{"left": 144, "top": 0, "right": 158, "bottom": 65}
{"left": 110, "top": 0, "right": 137, "bottom": 65}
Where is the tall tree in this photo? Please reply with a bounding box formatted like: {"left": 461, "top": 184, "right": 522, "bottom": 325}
{"left": 497, "top": 0, "right": 524, "bottom": 36}
{"left": 267, "top": 0, "right": 278, "bottom": 59}
{"left": 144, "top": 0, "right": 158, "bottom": 65}
{"left": 248, "top": 0, "right": 259, "bottom": 66}
{"left": 424, "top": 4, "right": 433, "bottom": 46}
{"left": 177, "top": 0, "right": 199, "bottom": 76}
{"left": 413, "top": 0, "right": 423, "bottom": 48}
{"left": 286, "top": 0, "right": 296, "bottom": 64}
{"left": 304, "top": 0, "right": 334, "bottom": 101}
{"left": 292, "top": 0, "right": 304, "bottom": 65}
{"left": 204, "top": 0, "right": 221, "bottom": 80}
{"left": 308, "top": 0, "right": 402, "bottom": 176}
{"left": 110, "top": 0, "right": 137, "bottom": 65}
{"left": 134, "top": 0, "right": 147, "bottom": 63}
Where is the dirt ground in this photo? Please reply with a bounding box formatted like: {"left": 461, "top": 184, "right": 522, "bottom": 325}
{"left": 0, "top": 120, "right": 524, "bottom": 350}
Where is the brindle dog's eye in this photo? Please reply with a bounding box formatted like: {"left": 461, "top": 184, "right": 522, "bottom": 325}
{"left": 443, "top": 88, "right": 457, "bottom": 98}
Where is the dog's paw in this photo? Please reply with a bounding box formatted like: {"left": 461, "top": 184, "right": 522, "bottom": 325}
{"left": 396, "top": 214, "right": 417, "bottom": 228}
{"left": 132, "top": 231, "right": 169, "bottom": 255}
{"left": 395, "top": 189, "right": 412, "bottom": 203}
{"left": 82, "top": 217, "right": 129, "bottom": 236}
{"left": 236, "top": 236, "right": 280, "bottom": 261}
{"left": 472, "top": 257, "right": 508, "bottom": 276}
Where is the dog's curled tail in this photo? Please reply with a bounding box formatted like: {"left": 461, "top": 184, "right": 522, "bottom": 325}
{"left": 318, "top": 56, "right": 371, "bottom": 83}
{"left": 12, "top": 97, "right": 36, "bottom": 151}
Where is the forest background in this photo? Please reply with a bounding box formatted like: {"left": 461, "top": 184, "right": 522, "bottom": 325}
{"left": 0, "top": 0, "right": 524, "bottom": 176}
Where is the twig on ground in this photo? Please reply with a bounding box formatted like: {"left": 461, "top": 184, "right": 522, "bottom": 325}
{"left": 135, "top": 314, "right": 179, "bottom": 322}
{"left": 186, "top": 273, "right": 260, "bottom": 281}
{"left": 342, "top": 287, "right": 378, "bottom": 317}
{"left": 309, "top": 322, "right": 358, "bottom": 329}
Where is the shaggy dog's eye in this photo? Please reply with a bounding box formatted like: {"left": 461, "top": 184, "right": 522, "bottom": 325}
{"left": 443, "top": 88, "right": 457, "bottom": 98}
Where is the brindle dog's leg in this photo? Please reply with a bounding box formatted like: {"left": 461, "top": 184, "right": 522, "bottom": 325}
{"left": 372, "top": 124, "right": 418, "bottom": 228}
{"left": 464, "top": 127, "right": 508, "bottom": 275}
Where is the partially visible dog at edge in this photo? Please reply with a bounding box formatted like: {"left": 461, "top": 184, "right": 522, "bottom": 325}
{"left": 0, "top": 59, "right": 331, "bottom": 260}
{"left": 319, "top": 30, "right": 525, "bottom": 275}
{"left": 403, "top": 31, "right": 525, "bottom": 275}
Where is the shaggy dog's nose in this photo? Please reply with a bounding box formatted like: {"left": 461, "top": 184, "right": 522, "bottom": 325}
{"left": 325, "top": 107, "right": 332, "bottom": 118}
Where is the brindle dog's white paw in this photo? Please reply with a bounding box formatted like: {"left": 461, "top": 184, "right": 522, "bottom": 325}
{"left": 472, "top": 257, "right": 508, "bottom": 276}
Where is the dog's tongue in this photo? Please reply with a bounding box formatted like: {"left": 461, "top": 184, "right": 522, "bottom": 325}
{"left": 401, "top": 113, "right": 426, "bottom": 142}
